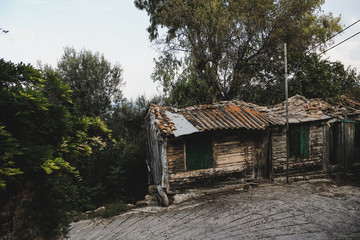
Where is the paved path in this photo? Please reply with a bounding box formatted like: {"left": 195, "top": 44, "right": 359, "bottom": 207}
{"left": 67, "top": 180, "right": 360, "bottom": 239}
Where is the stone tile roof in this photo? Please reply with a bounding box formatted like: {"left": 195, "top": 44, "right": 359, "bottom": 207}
{"left": 268, "top": 95, "right": 360, "bottom": 124}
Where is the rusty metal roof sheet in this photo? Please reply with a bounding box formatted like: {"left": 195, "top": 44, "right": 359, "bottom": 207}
{"left": 148, "top": 95, "right": 360, "bottom": 138}
{"left": 148, "top": 101, "right": 281, "bottom": 137}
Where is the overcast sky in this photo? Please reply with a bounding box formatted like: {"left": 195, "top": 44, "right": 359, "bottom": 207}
{"left": 1, "top": 0, "right": 359, "bottom": 99}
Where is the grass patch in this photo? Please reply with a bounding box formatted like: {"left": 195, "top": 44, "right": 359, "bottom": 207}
{"left": 67, "top": 211, "right": 89, "bottom": 222}
{"left": 67, "top": 201, "right": 130, "bottom": 223}
{"left": 100, "top": 201, "right": 127, "bottom": 218}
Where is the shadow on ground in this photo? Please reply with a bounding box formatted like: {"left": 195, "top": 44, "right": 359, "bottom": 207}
{"left": 66, "top": 173, "right": 360, "bottom": 240}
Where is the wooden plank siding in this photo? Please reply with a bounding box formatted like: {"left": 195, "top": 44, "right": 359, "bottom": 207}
{"left": 166, "top": 130, "right": 269, "bottom": 193}
{"left": 214, "top": 136, "right": 255, "bottom": 169}
{"left": 167, "top": 139, "right": 185, "bottom": 174}
{"left": 272, "top": 123, "right": 324, "bottom": 177}
{"left": 325, "top": 117, "right": 360, "bottom": 169}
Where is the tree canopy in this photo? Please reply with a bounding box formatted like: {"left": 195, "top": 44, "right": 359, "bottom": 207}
{"left": 0, "top": 59, "right": 115, "bottom": 238}
{"left": 57, "top": 47, "right": 124, "bottom": 118}
{"left": 135, "top": 0, "right": 345, "bottom": 106}
{"left": 289, "top": 54, "right": 359, "bottom": 101}
{"left": 237, "top": 53, "right": 360, "bottom": 105}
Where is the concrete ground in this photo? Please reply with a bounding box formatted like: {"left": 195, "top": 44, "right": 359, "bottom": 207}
{"left": 67, "top": 179, "right": 360, "bottom": 240}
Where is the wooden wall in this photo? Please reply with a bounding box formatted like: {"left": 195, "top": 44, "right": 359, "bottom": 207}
{"left": 153, "top": 116, "right": 359, "bottom": 192}
{"left": 325, "top": 117, "right": 360, "bottom": 169}
{"left": 167, "top": 139, "right": 185, "bottom": 174}
{"left": 166, "top": 130, "right": 269, "bottom": 193}
{"left": 146, "top": 118, "right": 163, "bottom": 186}
{"left": 272, "top": 123, "right": 324, "bottom": 177}
{"left": 213, "top": 135, "right": 254, "bottom": 170}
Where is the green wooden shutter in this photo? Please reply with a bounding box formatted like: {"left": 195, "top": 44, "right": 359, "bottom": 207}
{"left": 186, "top": 134, "right": 213, "bottom": 170}
{"left": 289, "top": 125, "right": 309, "bottom": 158}
{"left": 300, "top": 125, "right": 309, "bottom": 158}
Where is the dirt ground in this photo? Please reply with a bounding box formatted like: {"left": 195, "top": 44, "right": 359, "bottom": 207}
{"left": 67, "top": 177, "right": 360, "bottom": 240}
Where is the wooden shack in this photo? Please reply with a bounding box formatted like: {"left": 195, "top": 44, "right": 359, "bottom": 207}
{"left": 268, "top": 95, "right": 360, "bottom": 178}
{"left": 145, "top": 101, "right": 281, "bottom": 199}
{"left": 145, "top": 96, "right": 360, "bottom": 203}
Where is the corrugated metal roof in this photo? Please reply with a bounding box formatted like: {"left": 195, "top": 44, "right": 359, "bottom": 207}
{"left": 164, "top": 110, "right": 199, "bottom": 137}
{"left": 148, "top": 95, "right": 360, "bottom": 138}
{"left": 179, "top": 103, "right": 278, "bottom": 131}
{"left": 148, "top": 101, "right": 281, "bottom": 138}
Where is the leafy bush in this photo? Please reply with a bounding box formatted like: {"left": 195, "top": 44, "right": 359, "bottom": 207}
{"left": 0, "top": 59, "right": 111, "bottom": 239}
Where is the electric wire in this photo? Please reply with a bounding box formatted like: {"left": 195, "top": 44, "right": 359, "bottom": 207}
{"left": 318, "top": 31, "right": 360, "bottom": 55}
{"left": 308, "top": 19, "right": 360, "bottom": 53}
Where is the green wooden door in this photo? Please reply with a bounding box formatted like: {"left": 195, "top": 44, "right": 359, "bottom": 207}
{"left": 186, "top": 134, "right": 213, "bottom": 170}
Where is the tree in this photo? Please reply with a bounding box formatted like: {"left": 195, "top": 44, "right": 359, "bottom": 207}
{"left": 54, "top": 48, "right": 146, "bottom": 206}
{"left": 103, "top": 96, "right": 161, "bottom": 202}
{"left": 0, "top": 59, "right": 111, "bottom": 239}
{"left": 57, "top": 47, "right": 124, "bottom": 119}
{"left": 289, "top": 53, "right": 359, "bottom": 101}
{"left": 135, "top": 0, "right": 342, "bottom": 106}
{"left": 41, "top": 48, "right": 153, "bottom": 209}
{"left": 232, "top": 53, "right": 360, "bottom": 105}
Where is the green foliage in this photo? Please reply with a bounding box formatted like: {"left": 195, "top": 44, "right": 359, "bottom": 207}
{"left": 56, "top": 47, "right": 124, "bottom": 119}
{"left": 1, "top": 51, "right": 158, "bottom": 238}
{"left": 348, "top": 83, "right": 360, "bottom": 101}
{"left": 41, "top": 158, "right": 80, "bottom": 180}
{"left": 53, "top": 94, "right": 155, "bottom": 214}
{"left": 233, "top": 53, "right": 359, "bottom": 105}
{"left": 289, "top": 54, "right": 359, "bottom": 101}
{"left": 43, "top": 49, "right": 151, "bottom": 220}
{"left": 77, "top": 96, "right": 153, "bottom": 207}
{"left": 42, "top": 68, "right": 73, "bottom": 106}
{"left": 0, "top": 59, "right": 83, "bottom": 189}
{"left": 0, "top": 59, "right": 112, "bottom": 239}
{"left": 0, "top": 125, "right": 24, "bottom": 188}
{"left": 152, "top": 54, "right": 216, "bottom": 107}
{"left": 136, "top": 0, "right": 344, "bottom": 106}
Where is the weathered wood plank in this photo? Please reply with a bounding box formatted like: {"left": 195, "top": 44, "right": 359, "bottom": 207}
{"left": 167, "top": 165, "right": 251, "bottom": 193}
{"left": 214, "top": 134, "right": 255, "bottom": 169}
{"left": 272, "top": 123, "right": 324, "bottom": 177}
{"left": 167, "top": 139, "right": 185, "bottom": 173}
{"left": 166, "top": 130, "right": 269, "bottom": 191}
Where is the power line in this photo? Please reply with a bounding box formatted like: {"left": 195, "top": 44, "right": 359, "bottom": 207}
{"left": 318, "top": 31, "right": 360, "bottom": 55}
{"left": 307, "top": 19, "right": 360, "bottom": 53}
{"left": 324, "top": 19, "right": 360, "bottom": 44}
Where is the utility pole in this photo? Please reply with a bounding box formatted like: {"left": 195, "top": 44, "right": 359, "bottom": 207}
{"left": 284, "top": 43, "right": 289, "bottom": 184}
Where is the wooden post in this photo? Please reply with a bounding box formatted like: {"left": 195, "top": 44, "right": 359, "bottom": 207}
{"left": 284, "top": 43, "right": 289, "bottom": 184}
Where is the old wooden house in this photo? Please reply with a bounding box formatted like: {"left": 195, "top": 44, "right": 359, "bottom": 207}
{"left": 145, "top": 101, "right": 282, "bottom": 197}
{"left": 268, "top": 95, "right": 360, "bottom": 178}
{"left": 145, "top": 95, "right": 360, "bottom": 202}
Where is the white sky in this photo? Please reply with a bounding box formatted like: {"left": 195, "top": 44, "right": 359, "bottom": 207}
{"left": 0, "top": 0, "right": 359, "bottom": 100}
